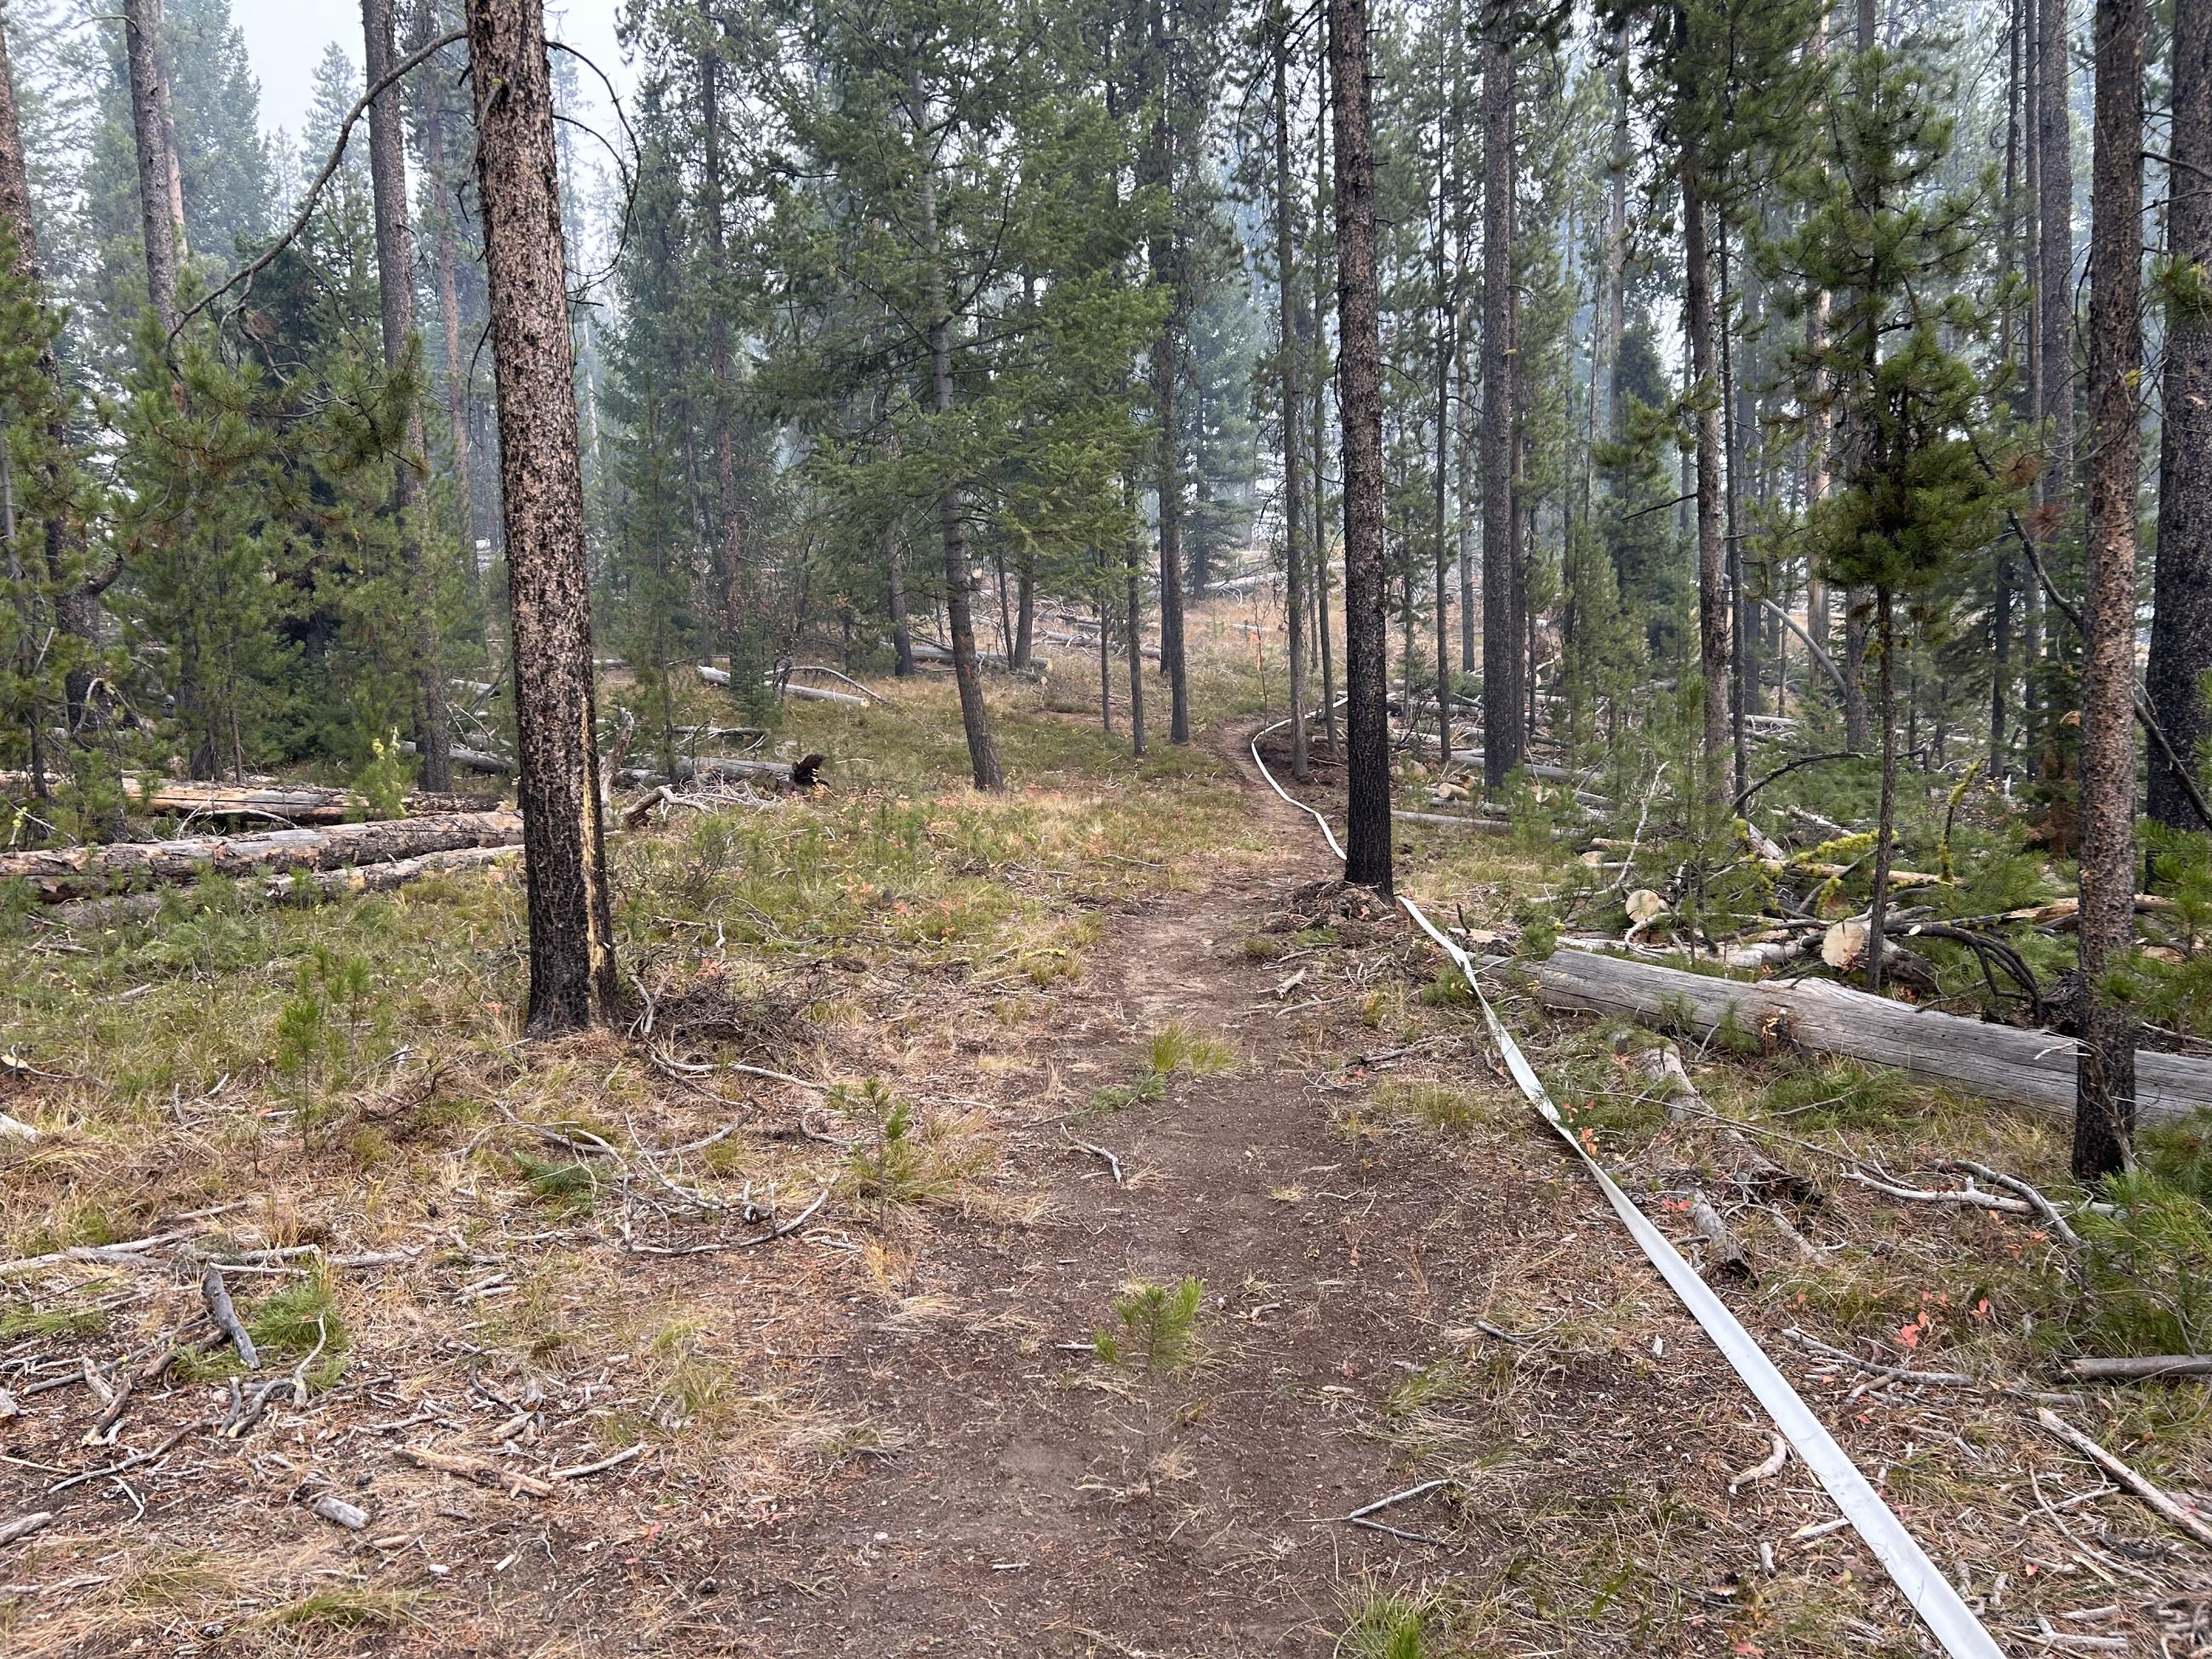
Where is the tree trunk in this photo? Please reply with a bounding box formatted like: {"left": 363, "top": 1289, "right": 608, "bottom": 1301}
{"left": 1866, "top": 591, "right": 1897, "bottom": 995}
{"left": 886, "top": 518, "right": 914, "bottom": 676}
{"left": 911, "top": 66, "right": 1001, "bottom": 791}
{"left": 1126, "top": 483, "right": 1148, "bottom": 757}
{"left": 121, "top": 0, "right": 182, "bottom": 334}
{"left": 1329, "top": 0, "right": 1390, "bottom": 894}
{"left": 1479, "top": 28, "right": 1519, "bottom": 790}
{"left": 1681, "top": 132, "right": 1729, "bottom": 797}
{"left": 2074, "top": 0, "right": 2144, "bottom": 1178}
{"left": 1146, "top": 0, "right": 1189, "bottom": 746}
{"left": 1719, "top": 210, "right": 1750, "bottom": 801}
{"left": 698, "top": 26, "right": 750, "bottom": 678}
{"left": 1431, "top": 51, "right": 1452, "bottom": 767}
{"left": 465, "top": 0, "right": 618, "bottom": 1035}
{"left": 410, "top": 6, "right": 481, "bottom": 598}
{"left": 2149, "top": 0, "right": 2212, "bottom": 831}
{"left": 2031, "top": 0, "right": 2075, "bottom": 767}
{"left": 362, "top": 0, "right": 450, "bottom": 794}
{"left": 1271, "top": 1, "right": 1309, "bottom": 783}
{"left": 1312, "top": 38, "right": 1338, "bottom": 756}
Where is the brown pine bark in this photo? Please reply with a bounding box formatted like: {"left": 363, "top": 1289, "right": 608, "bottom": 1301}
{"left": 1430, "top": 43, "right": 1452, "bottom": 767}
{"left": 698, "top": 14, "right": 748, "bottom": 669}
{"left": 121, "top": 0, "right": 182, "bottom": 334}
{"left": 2032, "top": 0, "right": 2075, "bottom": 764}
{"left": 409, "top": 1, "right": 482, "bottom": 592}
{"left": 465, "top": 0, "right": 619, "bottom": 1034}
{"left": 2073, "top": 0, "right": 2144, "bottom": 1178}
{"left": 1270, "top": 0, "right": 1308, "bottom": 783}
{"left": 912, "top": 62, "right": 1001, "bottom": 790}
{"left": 1311, "top": 37, "right": 1337, "bottom": 755}
{"left": 362, "top": 0, "right": 451, "bottom": 793}
{"left": 1681, "top": 133, "right": 1729, "bottom": 797}
{"left": 1146, "top": 0, "right": 1189, "bottom": 747}
{"left": 2149, "top": 0, "right": 2212, "bottom": 831}
{"left": 1329, "top": 0, "right": 1390, "bottom": 894}
{"left": 1479, "top": 27, "right": 1519, "bottom": 790}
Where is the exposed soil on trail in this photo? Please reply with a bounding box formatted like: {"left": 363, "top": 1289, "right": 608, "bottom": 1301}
{"left": 673, "top": 724, "right": 1771, "bottom": 1656}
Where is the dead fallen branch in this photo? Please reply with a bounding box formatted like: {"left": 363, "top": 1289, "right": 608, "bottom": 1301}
{"left": 1533, "top": 947, "right": 2212, "bottom": 1127}
{"left": 49, "top": 844, "right": 521, "bottom": 927}
{"left": 1728, "top": 1433, "right": 1790, "bottom": 1494}
{"left": 0, "top": 774, "right": 486, "bottom": 824}
{"left": 395, "top": 1445, "right": 556, "bottom": 1499}
{"left": 0, "top": 1510, "right": 54, "bottom": 1546}
{"left": 200, "top": 1263, "right": 259, "bottom": 1370}
{"left": 2035, "top": 1407, "right": 2212, "bottom": 1550}
{"left": 0, "top": 810, "right": 524, "bottom": 901}
{"left": 1060, "top": 1125, "right": 1125, "bottom": 1184}
{"left": 2059, "top": 1354, "right": 2212, "bottom": 1382}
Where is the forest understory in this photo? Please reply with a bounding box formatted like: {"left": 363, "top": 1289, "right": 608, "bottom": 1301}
{"left": 2, "top": 627, "right": 2208, "bottom": 1658}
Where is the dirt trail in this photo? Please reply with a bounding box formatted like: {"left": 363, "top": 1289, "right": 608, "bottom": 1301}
{"left": 704, "top": 727, "right": 1540, "bottom": 1655}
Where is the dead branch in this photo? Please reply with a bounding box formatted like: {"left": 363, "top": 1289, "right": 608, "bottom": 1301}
{"left": 198, "top": 1263, "right": 259, "bottom": 1370}
{"left": 2035, "top": 1407, "right": 2212, "bottom": 1550}
{"left": 395, "top": 1445, "right": 556, "bottom": 1499}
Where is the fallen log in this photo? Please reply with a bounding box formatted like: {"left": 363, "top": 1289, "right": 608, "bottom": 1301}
{"left": 396, "top": 739, "right": 512, "bottom": 775}
{"left": 48, "top": 845, "right": 521, "bottom": 927}
{"left": 672, "top": 753, "right": 824, "bottom": 790}
{"left": 0, "top": 775, "right": 487, "bottom": 824}
{"left": 1393, "top": 810, "right": 1512, "bottom": 835}
{"left": 0, "top": 811, "right": 524, "bottom": 902}
{"left": 696, "top": 664, "right": 868, "bottom": 708}
{"left": 1531, "top": 947, "right": 2212, "bottom": 1128}
{"left": 2060, "top": 1354, "right": 2212, "bottom": 1382}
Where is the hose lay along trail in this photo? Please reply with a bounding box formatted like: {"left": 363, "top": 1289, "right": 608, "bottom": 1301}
{"left": 1247, "top": 717, "right": 2004, "bottom": 1659}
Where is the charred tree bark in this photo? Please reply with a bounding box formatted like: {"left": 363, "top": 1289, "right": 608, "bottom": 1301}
{"left": 1330, "top": 0, "right": 1390, "bottom": 893}
{"left": 1479, "top": 27, "right": 1519, "bottom": 790}
{"left": 2150, "top": 0, "right": 2212, "bottom": 831}
{"left": 122, "top": 0, "right": 183, "bottom": 334}
{"left": 2073, "top": 0, "right": 2145, "bottom": 1177}
{"left": 1271, "top": 1, "right": 1309, "bottom": 783}
{"left": 466, "top": 0, "right": 619, "bottom": 1034}
{"left": 362, "top": 0, "right": 450, "bottom": 793}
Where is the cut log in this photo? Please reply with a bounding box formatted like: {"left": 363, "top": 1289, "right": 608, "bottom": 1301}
{"left": 671, "top": 753, "right": 824, "bottom": 790}
{"left": 0, "top": 811, "right": 523, "bottom": 901}
{"left": 1393, "top": 810, "right": 1512, "bottom": 835}
{"left": 1533, "top": 947, "right": 2212, "bottom": 1128}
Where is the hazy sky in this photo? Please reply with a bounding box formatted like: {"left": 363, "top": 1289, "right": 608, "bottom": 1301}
{"left": 227, "top": 0, "right": 631, "bottom": 145}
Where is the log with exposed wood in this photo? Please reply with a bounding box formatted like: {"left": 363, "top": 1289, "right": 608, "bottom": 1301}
{"left": 1532, "top": 946, "right": 2212, "bottom": 1127}
{"left": 695, "top": 664, "right": 869, "bottom": 708}
{"left": 0, "top": 774, "right": 489, "bottom": 824}
{"left": 622, "top": 753, "right": 824, "bottom": 790}
{"left": 0, "top": 811, "right": 523, "bottom": 901}
{"left": 396, "top": 739, "right": 513, "bottom": 774}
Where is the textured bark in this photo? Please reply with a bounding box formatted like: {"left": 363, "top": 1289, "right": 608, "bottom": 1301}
{"left": 1271, "top": 3, "right": 1308, "bottom": 783}
{"left": 1866, "top": 594, "right": 1897, "bottom": 995}
{"left": 1330, "top": 0, "right": 1390, "bottom": 894}
{"left": 913, "top": 64, "right": 1001, "bottom": 791}
{"left": 885, "top": 519, "right": 913, "bottom": 676}
{"left": 362, "top": 0, "right": 451, "bottom": 793}
{"left": 1146, "top": 0, "right": 1189, "bottom": 745}
{"left": 1430, "top": 49, "right": 1452, "bottom": 767}
{"left": 0, "top": 775, "right": 485, "bottom": 823}
{"left": 467, "top": 0, "right": 619, "bottom": 1034}
{"left": 0, "top": 809, "right": 522, "bottom": 898}
{"left": 2030, "top": 0, "right": 2074, "bottom": 763}
{"left": 1479, "top": 30, "right": 1519, "bottom": 790}
{"left": 1719, "top": 218, "right": 1749, "bottom": 799}
{"left": 2150, "top": 0, "right": 2212, "bottom": 830}
{"left": 698, "top": 20, "right": 748, "bottom": 664}
{"left": 411, "top": 3, "right": 482, "bottom": 591}
{"left": 121, "top": 0, "right": 182, "bottom": 334}
{"left": 1681, "top": 134, "right": 1729, "bottom": 795}
{"left": 2073, "top": 0, "right": 2144, "bottom": 1177}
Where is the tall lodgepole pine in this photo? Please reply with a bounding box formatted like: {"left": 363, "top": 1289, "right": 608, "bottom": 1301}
{"left": 1430, "top": 38, "right": 1452, "bottom": 767}
{"left": 1679, "top": 107, "right": 1728, "bottom": 793}
{"left": 465, "top": 0, "right": 619, "bottom": 1034}
{"left": 2074, "top": 0, "right": 2144, "bottom": 1178}
{"left": 1329, "top": 0, "right": 1390, "bottom": 894}
{"left": 1479, "top": 23, "right": 1519, "bottom": 790}
{"left": 2150, "top": 0, "right": 2212, "bottom": 832}
{"left": 362, "top": 0, "right": 451, "bottom": 792}
{"left": 1145, "top": 0, "right": 1189, "bottom": 746}
{"left": 1269, "top": 0, "right": 1308, "bottom": 783}
{"left": 122, "top": 0, "right": 183, "bottom": 333}
{"left": 911, "top": 61, "right": 1002, "bottom": 790}
{"left": 698, "top": 7, "right": 749, "bottom": 670}
{"left": 2031, "top": 0, "right": 2074, "bottom": 761}
{"left": 410, "top": 0, "right": 482, "bottom": 590}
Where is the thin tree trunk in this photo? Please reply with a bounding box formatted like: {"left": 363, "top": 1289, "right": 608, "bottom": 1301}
{"left": 1479, "top": 27, "right": 1519, "bottom": 790}
{"left": 1682, "top": 130, "right": 1729, "bottom": 796}
{"left": 2073, "top": 0, "right": 2144, "bottom": 1177}
{"left": 1312, "top": 37, "right": 1337, "bottom": 756}
{"left": 122, "top": 0, "right": 182, "bottom": 334}
{"left": 1271, "top": 0, "right": 1309, "bottom": 782}
{"left": 1013, "top": 554, "right": 1035, "bottom": 670}
{"left": 1431, "top": 48, "right": 1451, "bottom": 766}
{"left": 1993, "top": 0, "right": 2024, "bottom": 773}
{"left": 699, "top": 19, "right": 748, "bottom": 674}
{"left": 411, "top": 5, "right": 481, "bottom": 597}
{"left": 362, "top": 0, "right": 450, "bottom": 793}
{"left": 911, "top": 64, "right": 1001, "bottom": 790}
{"left": 2031, "top": 0, "right": 2075, "bottom": 768}
{"left": 1126, "top": 482, "right": 1148, "bottom": 756}
{"left": 886, "top": 519, "right": 913, "bottom": 676}
{"left": 1147, "top": 0, "right": 1189, "bottom": 745}
{"left": 2149, "top": 0, "right": 2212, "bottom": 831}
{"left": 1329, "top": 0, "right": 1390, "bottom": 893}
{"left": 465, "top": 0, "right": 618, "bottom": 1034}
{"left": 1867, "top": 592, "right": 1896, "bottom": 995}
{"left": 1719, "top": 208, "right": 1749, "bottom": 801}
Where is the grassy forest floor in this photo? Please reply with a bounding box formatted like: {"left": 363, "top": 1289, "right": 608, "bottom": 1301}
{"left": 3, "top": 608, "right": 2209, "bottom": 1656}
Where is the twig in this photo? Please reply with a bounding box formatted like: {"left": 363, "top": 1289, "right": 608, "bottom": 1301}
{"left": 396, "top": 1445, "right": 556, "bottom": 1499}
{"left": 1060, "top": 1125, "right": 1124, "bottom": 1184}
{"left": 2035, "top": 1407, "right": 2212, "bottom": 1550}
{"left": 551, "top": 1443, "right": 648, "bottom": 1480}
{"left": 2059, "top": 1354, "right": 2212, "bottom": 1382}
{"left": 1338, "top": 1476, "right": 1457, "bottom": 1520}
{"left": 1941, "top": 1160, "right": 2085, "bottom": 1256}
{"left": 1729, "top": 1432, "right": 1790, "bottom": 1494}
{"left": 0, "top": 1511, "right": 53, "bottom": 1547}
{"left": 47, "top": 1422, "right": 200, "bottom": 1493}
